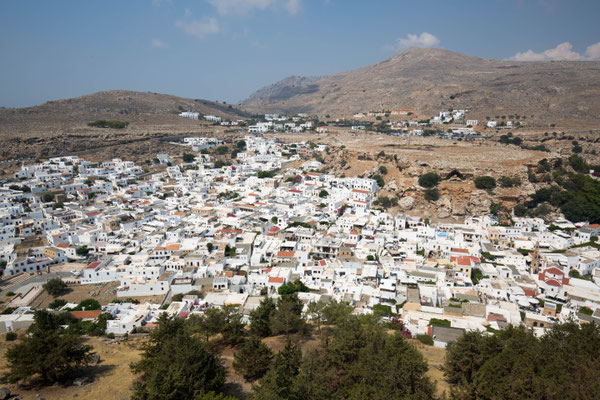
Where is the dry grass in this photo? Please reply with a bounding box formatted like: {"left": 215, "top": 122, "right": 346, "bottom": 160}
{"left": 32, "top": 282, "right": 119, "bottom": 309}
{"left": 410, "top": 340, "right": 450, "bottom": 398}
{"left": 0, "top": 330, "right": 451, "bottom": 400}
{"left": 0, "top": 333, "right": 144, "bottom": 400}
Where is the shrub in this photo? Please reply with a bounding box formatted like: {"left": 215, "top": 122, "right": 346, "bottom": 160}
{"left": 5, "top": 331, "right": 17, "bottom": 341}
{"left": 424, "top": 188, "right": 440, "bottom": 202}
{"left": 416, "top": 334, "right": 434, "bottom": 345}
{"left": 419, "top": 172, "right": 440, "bottom": 188}
{"left": 474, "top": 176, "right": 496, "bottom": 190}
{"left": 87, "top": 120, "right": 129, "bottom": 129}
{"left": 182, "top": 153, "right": 196, "bottom": 163}
{"left": 49, "top": 298, "right": 67, "bottom": 309}
{"left": 499, "top": 176, "right": 522, "bottom": 188}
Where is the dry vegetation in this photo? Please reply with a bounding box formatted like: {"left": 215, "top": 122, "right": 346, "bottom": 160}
{"left": 0, "top": 329, "right": 448, "bottom": 400}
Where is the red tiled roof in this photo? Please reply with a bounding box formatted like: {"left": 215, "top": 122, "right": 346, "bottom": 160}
{"left": 277, "top": 251, "right": 295, "bottom": 257}
{"left": 545, "top": 278, "right": 562, "bottom": 287}
{"left": 451, "top": 248, "right": 469, "bottom": 254}
{"left": 86, "top": 261, "right": 101, "bottom": 270}
{"left": 69, "top": 310, "right": 102, "bottom": 320}
{"left": 268, "top": 277, "right": 284, "bottom": 284}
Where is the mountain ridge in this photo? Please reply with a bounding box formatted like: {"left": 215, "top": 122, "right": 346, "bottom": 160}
{"left": 240, "top": 47, "right": 600, "bottom": 127}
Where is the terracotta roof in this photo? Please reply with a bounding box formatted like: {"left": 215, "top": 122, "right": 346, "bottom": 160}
{"left": 56, "top": 243, "right": 70, "bottom": 248}
{"left": 86, "top": 261, "right": 101, "bottom": 270}
{"left": 165, "top": 244, "right": 181, "bottom": 251}
{"left": 544, "top": 267, "right": 564, "bottom": 276}
{"left": 545, "top": 278, "right": 562, "bottom": 287}
{"left": 268, "top": 277, "right": 284, "bottom": 284}
{"left": 277, "top": 251, "right": 295, "bottom": 257}
{"left": 69, "top": 310, "right": 102, "bottom": 320}
{"left": 451, "top": 248, "right": 469, "bottom": 254}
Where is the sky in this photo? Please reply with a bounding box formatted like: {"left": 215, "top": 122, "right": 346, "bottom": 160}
{"left": 1, "top": 0, "right": 599, "bottom": 108}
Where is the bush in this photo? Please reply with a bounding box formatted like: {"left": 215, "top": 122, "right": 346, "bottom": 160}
{"left": 569, "top": 155, "right": 589, "bottom": 173}
{"left": 372, "top": 174, "right": 385, "bottom": 188}
{"left": 474, "top": 176, "right": 496, "bottom": 190}
{"left": 424, "top": 188, "right": 440, "bottom": 202}
{"left": 72, "top": 298, "right": 101, "bottom": 311}
{"left": 379, "top": 166, "right": 388, "bottom": 175}
{"left": 182, "top": 153, "right": 196, "bottom": 163}
{"left": 215, "top": 145, "right": 229, "bottom": 155}
{"left": 419, "top": 172, "right": 440, "bottom": 188}
{"left": 257, "top": 171, "right": 276, "bottom": 179}
{"left": 5, "top": 331, "right": 17, "bottom": 341}
{"left": 499, "top": 176, "right": 522, "bottom": 188}
{"left": 87, "top": 120, "right": 128, "bottom": 129}
{"left": 416, "top": 334, "right": 434, "bottom": 345}
{"left": 49, "top": 298, "right": 67, "bottom": 309}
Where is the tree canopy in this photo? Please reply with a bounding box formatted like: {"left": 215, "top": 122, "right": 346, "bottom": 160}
{"left": 5, "top": 310, "right": 94, "bottom": 384}
{"left": 131, "top": 314, "right": 227, "bottom": 400}
{"left": 443, "top": 322, "right": 600, "bottom": 399}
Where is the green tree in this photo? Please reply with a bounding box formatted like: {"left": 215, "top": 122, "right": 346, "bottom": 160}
{"left": 277, "top": 279, "right": 309, "bottom": 296}
{"left": 252, "top": 339, "right": 302, "bottom": 400}
{"left": 131, "top": 315, "right": 226, "bottom": 400}
{"left": 183, "top": 153, "right": 196, "bottom": 163}
{"left": 250, "top": 297, "right": 277, "bottom": 337}
{"left": 319, "top": 189, "right": 329, "bottom": 198}
{"left": 419, "top": 172, "right": 440, "bottom": 188}
{"left": 49, "top": 298, "right": 67, "bottom": 309}
{"left": 75, "top": 245, "right": 89, "bottom": 256}
{"left": 233, "top": 336, "right": 273, "bottom": 382}
{"left": 306, "top": 300, "right": 327, "bottom": 334}
{"left": 322, "top": 300, "right": 354, "bottom": 326}
{"left": 73, "top": 298, "right": 101, "bottom": 311}
{"left": 372, "top": 174, "right": 385, "bottom": 188}
{"left": 424, "top": 188, "right": 440, "bottom": 202}
{"left": 42, "top": 277, "right": 67, "bottom": 297}
{"left": 474, "top": 176, "right": 496, "bottom": 190}
{"left": 5, "top": 310, "right": 94, "bottom": 383}
{"left": 271, "top": 294, "right": 305, "bottom": 337}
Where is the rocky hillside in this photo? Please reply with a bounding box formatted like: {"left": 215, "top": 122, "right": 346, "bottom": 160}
{"left": 0, "top": 90, "right": 250, "bottom": 161}
{"left": 0, "top": 90, "right": 250, "bottom": 137}
{"left": 240, "top": 48, "right": 600, "bottom": 128}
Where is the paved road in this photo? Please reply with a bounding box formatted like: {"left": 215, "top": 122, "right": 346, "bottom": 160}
{"left": 0, "top": 272, "right": 71, "bottom": 297}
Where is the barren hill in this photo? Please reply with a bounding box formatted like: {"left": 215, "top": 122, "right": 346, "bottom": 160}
{"left": 240, "top": 48, "right": 600, "bottom": 128}
{"left": 0, "top": 90, "right": 250, "bottom": 161}
{"left": 0, "top": 90, "right": 249, "bottom": 137}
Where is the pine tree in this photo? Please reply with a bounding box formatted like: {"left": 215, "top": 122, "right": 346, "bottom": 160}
{"left": 232, "top": 336, "right": 273, "bottom": 382}
{"left": 5, "top": 310, "right": 94, "bottom": 384}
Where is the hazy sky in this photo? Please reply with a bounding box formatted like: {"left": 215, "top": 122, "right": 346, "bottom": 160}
{"left": 1, "top": 0, "right": 599, "bottom": 107}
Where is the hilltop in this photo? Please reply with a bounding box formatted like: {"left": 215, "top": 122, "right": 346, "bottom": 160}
{"left": 240, "top": 47, "right": 600, "bottom": 128}
{"left": 0, "top": 90, "right": 250, "bottom": 161}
